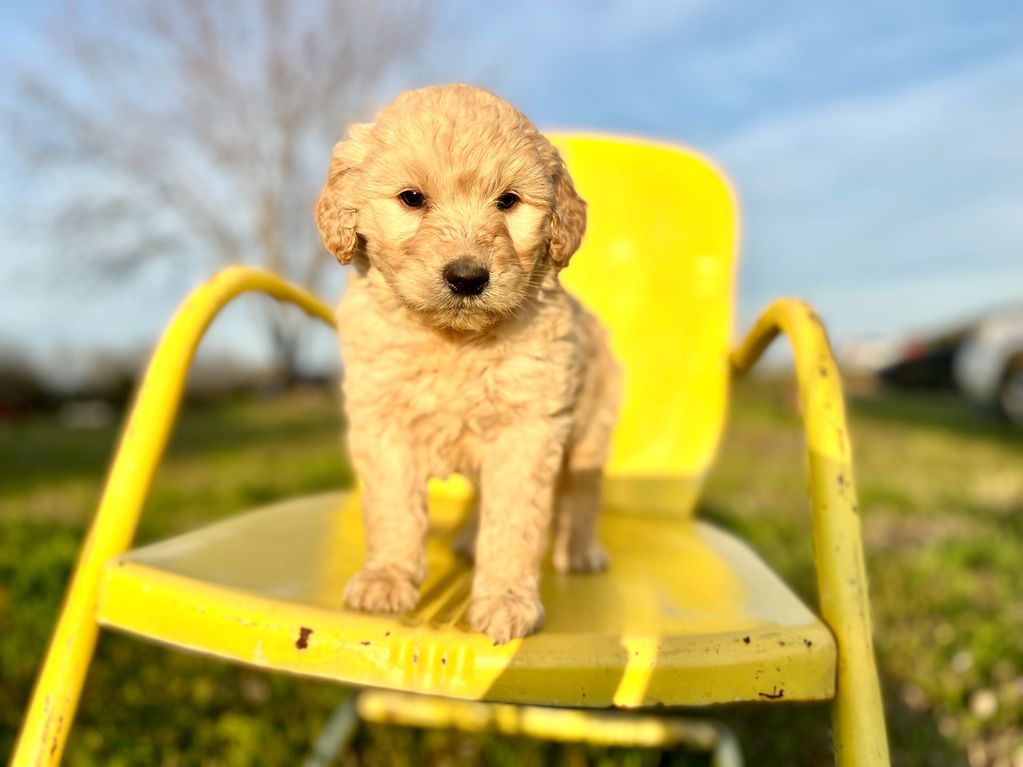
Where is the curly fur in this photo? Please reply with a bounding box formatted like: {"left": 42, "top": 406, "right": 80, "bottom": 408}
{"left": 314, "top": 84, "right": 620, "bottom": 643}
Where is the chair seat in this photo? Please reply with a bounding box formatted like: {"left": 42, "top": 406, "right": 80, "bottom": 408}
{"left": 97, "top": 489, "right": 836, "bottom": 708}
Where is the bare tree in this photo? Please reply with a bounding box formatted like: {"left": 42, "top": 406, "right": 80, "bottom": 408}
{"left": 8, "top": 0, "right": 430, "bottom": 382}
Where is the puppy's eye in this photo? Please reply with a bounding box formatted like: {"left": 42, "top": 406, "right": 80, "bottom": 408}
{"left": 496, "top": 192, "right": 520, "bottom": 210}
{"left": 398, "top": 190, "right": 426, "bottom": 209}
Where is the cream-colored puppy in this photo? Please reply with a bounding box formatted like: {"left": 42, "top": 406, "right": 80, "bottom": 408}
{"left": 314, "top": 84, "right": 619, "bottom": 643}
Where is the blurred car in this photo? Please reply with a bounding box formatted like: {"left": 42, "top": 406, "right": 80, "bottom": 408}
{"left": 954, "top": 304, "right": 1023, "bottom": 425}
{"left": 875, "top": 327, "right": 971, "bottom": 390}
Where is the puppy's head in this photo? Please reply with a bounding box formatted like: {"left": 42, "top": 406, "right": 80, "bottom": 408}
{"left": 315, "top": 84, "right": 586, "bottom": 332}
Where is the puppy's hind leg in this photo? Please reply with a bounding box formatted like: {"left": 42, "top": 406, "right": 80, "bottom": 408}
{"left": 552, "top": 339, "right": 619, "bottom": 574}
{"left": 552, "top": 467, "right": 608, "bottom": 573}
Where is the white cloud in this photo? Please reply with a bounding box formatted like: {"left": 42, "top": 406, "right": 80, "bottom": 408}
{"left": 714, "top": 52, "right": 1023, "bottom": 334}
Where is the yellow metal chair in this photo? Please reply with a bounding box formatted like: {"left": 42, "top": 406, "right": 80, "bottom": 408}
{"left": 13, "top": 136, "right": 889, "bottom": 766}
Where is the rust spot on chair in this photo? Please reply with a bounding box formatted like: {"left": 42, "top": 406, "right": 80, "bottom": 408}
{"left": 295, "top": 627, "right": 313, "bottom": 649}
{"left": 742, "top": 636, "right": 751, "bottom": 644}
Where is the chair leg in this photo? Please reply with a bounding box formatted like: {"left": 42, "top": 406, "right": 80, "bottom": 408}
{"left": 355, "top": 689, "right": 744, "bottom": 761}
{"left": 10, "top": 596, "right": 101, "bottom": 766}
{"left": 711, "top": 725, "right": 744, "bottom": 767}
{"left": 831, "top": 676, "right": 890, "bottom": 767}
{"left": 302, "top": 692, "right": 360, "bottom": 767}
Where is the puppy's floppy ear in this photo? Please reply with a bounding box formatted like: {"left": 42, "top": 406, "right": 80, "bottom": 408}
{"left": 548, "top": 147, "right": 587, "bottom": 268}
{"left": 314, "top": 122, "right": 372, "bottom": 265}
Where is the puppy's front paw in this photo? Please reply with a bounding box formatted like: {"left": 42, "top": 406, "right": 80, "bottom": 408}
{"left": 553, "top": 540, "right": 610, "bottom": 574}
{"left": 467, "top": 590, "right": 544, "bottom": 644}
{"left": 344, "top": 566, "right": 420, "bottom": 613}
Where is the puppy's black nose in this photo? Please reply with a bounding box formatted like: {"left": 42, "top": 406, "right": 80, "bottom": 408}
{"left": 443, "top": 257, "right": 489, "bottom": 296}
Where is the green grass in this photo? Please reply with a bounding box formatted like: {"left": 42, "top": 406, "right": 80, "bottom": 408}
{"left": 2, "top": 382, "right": 1020, "bottom": 765}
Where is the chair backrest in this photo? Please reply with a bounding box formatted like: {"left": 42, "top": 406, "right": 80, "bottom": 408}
{"left": 551, "top": 135, "right": 739, "bottom": 514}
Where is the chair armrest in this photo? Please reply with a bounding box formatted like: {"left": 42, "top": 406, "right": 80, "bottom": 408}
{"left": 96, "top": 266, "right": 335, "bottom": 549}
{"left": 731, "top": 299, "right": 889, "bottom": 766}
{"left": 14, "top": 266, "right": 336, "bottom": 767}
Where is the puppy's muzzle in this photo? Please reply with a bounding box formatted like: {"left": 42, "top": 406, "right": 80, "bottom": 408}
{"left": 443, "top": 257, "right": 489, "bottom": 296}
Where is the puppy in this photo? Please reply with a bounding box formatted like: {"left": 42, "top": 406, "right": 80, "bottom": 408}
{"left": 314, "top": 84, "right": 620, "bottom": 643}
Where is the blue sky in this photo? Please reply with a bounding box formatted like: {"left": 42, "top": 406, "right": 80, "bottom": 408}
{"left": 2, "top": 2, "right": 1022, "bottom": 377}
